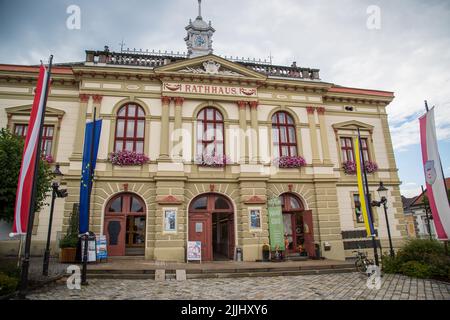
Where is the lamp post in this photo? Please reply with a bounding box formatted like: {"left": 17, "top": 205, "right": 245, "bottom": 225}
{"left": 371, "top": 181, "right": 395, "bottom": 258}
{"left": 42, "top": 180, "right": 68, "bottom": 276}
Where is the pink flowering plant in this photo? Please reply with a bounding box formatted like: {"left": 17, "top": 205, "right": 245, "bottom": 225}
{"left": 343, "top": 160, "right": 357, "bottom": 175}
{"left": 364, "top": 160, "right": 379, "bottom": 174}
{"left": 109, "top": 150, "right": 149, "bottom": 166}
{"left": 273, "top": 156, "right": 307, "bottom": 169}
{"left": 42, "top": 154, "right": 54, "bottom": 164}
{"left": 195, "top": 154, "right": 231, "bottom": 167}
{"left": 343, "top": 160, "right": 378, "bottom": 175}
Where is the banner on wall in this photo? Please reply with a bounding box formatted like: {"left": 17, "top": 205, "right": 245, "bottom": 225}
{"left": 267, "top": 197, "right": 285, "bottom": 251}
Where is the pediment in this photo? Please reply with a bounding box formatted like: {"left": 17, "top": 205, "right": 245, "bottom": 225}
{"left": 155, "top": 54, "right": 267, "bottom": 80}
{"left": 332, "top": 120, "right": 374, "bottom": 131}
{"left": 6, "top": 105, "right": 65, "bottom": 117}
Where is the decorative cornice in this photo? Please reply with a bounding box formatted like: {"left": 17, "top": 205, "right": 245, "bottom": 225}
{"left": 157, "top": 195, "right": 182, "bottom": 205}
{"left": 244, "top": 195, "right": 266, "bottom": 204}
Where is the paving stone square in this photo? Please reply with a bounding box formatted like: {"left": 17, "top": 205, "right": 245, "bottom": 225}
{"left": 27, "top": 273, "right": 450, "bottom": 300}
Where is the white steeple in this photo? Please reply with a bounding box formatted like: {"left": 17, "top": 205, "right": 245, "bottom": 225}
{"left": 185, "top": 0, "right": 215, "bottom": 58}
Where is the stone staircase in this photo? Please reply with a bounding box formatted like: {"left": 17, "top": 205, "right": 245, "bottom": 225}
{"left": 87, "top": 262, "right": 356, "bottom": 280}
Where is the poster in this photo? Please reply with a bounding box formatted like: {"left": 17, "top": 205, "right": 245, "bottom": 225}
{"left": 249, "top": 209, "right": 261, "bottom": 229}
{"left": 267, "top": 197, "right": 285, "bottom": 251}
{"left": 187, "top": 241, "right": 202, "bottom": 261}
{"left": 81, "top": 234, "right": 97, "bottom": 262}
{"left": 164, "top": 209, "right": 177, "bottom": 232}
{"left": 96, "top": 235, "right": 108, "bottom": 261}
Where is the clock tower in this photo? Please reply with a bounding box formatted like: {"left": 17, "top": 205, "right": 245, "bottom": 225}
{"left": 185, "top": 0, "right": 215, "bottom": 58}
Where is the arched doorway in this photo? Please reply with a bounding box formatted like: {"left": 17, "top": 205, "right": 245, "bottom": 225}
{"left": 188, "top": 193, "right": 235, "bottom": 261}
{"left": 104, "top": 193, "right": 146, "bottom": 256}
{"left": 280, "top": 193, "right": 315, "bottom": 257}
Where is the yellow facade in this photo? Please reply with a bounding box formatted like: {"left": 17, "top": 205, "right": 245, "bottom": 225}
{"left": 0, "top": 51, "right": 407, "bottom": 262}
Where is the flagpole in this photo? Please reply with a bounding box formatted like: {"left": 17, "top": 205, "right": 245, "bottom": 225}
{"left": 358, "top": 128, "right": 379, "bottom": 266}
{"left": 81, "top": 106, "right": 96, "bottom": 285}
{"left": 18, "top": 55, "right": 53, "bottom": 299}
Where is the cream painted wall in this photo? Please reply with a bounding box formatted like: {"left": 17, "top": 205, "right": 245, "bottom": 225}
{"left": 325, "top": 115, "right": 390, "bottom": 169}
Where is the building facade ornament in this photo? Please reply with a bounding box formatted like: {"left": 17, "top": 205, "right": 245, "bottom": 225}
{"left": 179, "top": 60, "right": 242, "bottom": 77}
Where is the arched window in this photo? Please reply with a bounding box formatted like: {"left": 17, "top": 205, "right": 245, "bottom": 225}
{"left": 196, "top": 107, "right": 224, "bottom": 158}
{"left": 114, "top": 103, "right": 145, "bottom": 153}
{"left": 272, "top": 111, "right": 298, "bottom": 158}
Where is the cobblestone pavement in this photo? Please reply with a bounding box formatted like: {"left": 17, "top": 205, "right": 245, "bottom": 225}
{"left": 27, "top": 273, "right": 450, "bottom": 300}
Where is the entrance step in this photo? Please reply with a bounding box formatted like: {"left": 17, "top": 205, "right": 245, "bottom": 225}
{"left": 87, "top": 263, "right": 356, "bottom": 280}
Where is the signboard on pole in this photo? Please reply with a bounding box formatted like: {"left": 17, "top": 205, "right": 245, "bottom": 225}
{"left": 81, "top": 233, "right": 97, "bottom": 262}
{"left": 187, "top": 241, "right": 202, "bottom": 261}
{"left": 267, "top": 197, "right": 285, "bottom": 251}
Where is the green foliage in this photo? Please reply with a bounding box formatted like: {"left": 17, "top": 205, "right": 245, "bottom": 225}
{"left": 0, "top": 128, "right": 53, "bottom": 222}
{"left": 381, "top": 254, "right": 402, "bottom": 274}
{"left": 400, "top": 261, "right": 432, "bottom": 279}
{"left": 59, "top": 205, "right": 79, "bottom": 248}
{"left": 381, "top": 239, "right": 450, "bottom": 281}
{"left": 0, "top": 273, "right": 18, "bottom": 296}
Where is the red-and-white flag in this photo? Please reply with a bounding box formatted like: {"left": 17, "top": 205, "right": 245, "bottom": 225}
{"left": 12, "top": 64, "right": 51, "bottom": 234}
{"left": 420, "top": 107, "right": 450, "bottom": 240}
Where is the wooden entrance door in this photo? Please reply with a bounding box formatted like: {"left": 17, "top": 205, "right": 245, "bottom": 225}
{"left": 188, "top": 212, "right": 212, "bottom": 261}
{"left": 104, "top": 215, "right": 126, "bottom": 256}
{"left": 280, "top": 193, "right": 308, "bottom": 254}
{"left": 104, "top": 193, "right": 146, "bottom": 256}
{"left": 189, "top": 194, "right": 234, "bottom": 261}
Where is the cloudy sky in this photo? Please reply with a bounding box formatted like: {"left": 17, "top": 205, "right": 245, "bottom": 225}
{"left": 1, "top": 0, "right": 449, "bottom": 197}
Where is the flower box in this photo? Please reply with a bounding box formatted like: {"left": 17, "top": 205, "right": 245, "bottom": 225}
{"left": 195, "top": 155, "right": 231, "bottom": 168}
{"left": 109, "top": 150, "right": 149, "bottom": 166}
{"left": 273, "top": 156, "right": 306, "bottom": 169}
{"left": 343, "top": 160, "right": 378, "bottom": 175}
{"left": 42, "top": 154, "right": 54, "bottom": 164}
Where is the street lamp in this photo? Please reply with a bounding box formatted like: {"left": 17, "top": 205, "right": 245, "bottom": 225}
{"left": 371, "top": 181, "right": 395, "bottom": 258}
{"left": 42, "top": 182, "right": 68, "bottom": 276}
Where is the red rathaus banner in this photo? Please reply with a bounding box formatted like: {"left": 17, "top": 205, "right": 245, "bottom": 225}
{"left": 12, "top": 64, "right": 51, "bottom": 235}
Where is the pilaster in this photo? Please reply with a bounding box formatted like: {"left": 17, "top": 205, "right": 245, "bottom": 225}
{"left": 317, "top": 107, "right": 332, "bottom": 165}
{"left": 159, "top": 96, "right": 171, "bottom": 161}
{"left": 71, "top": 94, "right": 90, "bottom": 158}
{"left": 307, "top": 107, "right": 321, "bottom": 165}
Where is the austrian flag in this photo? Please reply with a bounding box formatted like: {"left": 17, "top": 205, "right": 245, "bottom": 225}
{"left": 12, "top": 64, "right": 51, "bottom": 234}
{"left": 420, "top": 108, "right": 450, "bottom": 240}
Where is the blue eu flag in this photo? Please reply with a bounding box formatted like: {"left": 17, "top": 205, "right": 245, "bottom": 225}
{"left": 79, "top": 120, "right": 102, "bottom": 234}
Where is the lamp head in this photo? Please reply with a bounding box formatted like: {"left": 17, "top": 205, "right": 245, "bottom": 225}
{"left": 377, "top": 181, "right": 388, "bottom": 200}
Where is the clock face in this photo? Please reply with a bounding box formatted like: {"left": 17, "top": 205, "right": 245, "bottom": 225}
{"left": 195, "top": 35, "right": 206, "bottom": 47}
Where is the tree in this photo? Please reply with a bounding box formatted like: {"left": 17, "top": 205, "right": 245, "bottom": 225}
{"left": 0, "top": 128, "right": 53, "bottom": 222}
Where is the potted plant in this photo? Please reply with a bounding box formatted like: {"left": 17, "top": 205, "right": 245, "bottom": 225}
{"left": 262, "top": 243, "right": 270, "bottom": 262}
{"left": 59, "top": 205, "right": 79, "bottom": 263}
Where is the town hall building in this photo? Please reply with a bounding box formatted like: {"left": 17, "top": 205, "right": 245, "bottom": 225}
{"left": 0, "top": 1, "right": 407, "bottom": 262}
